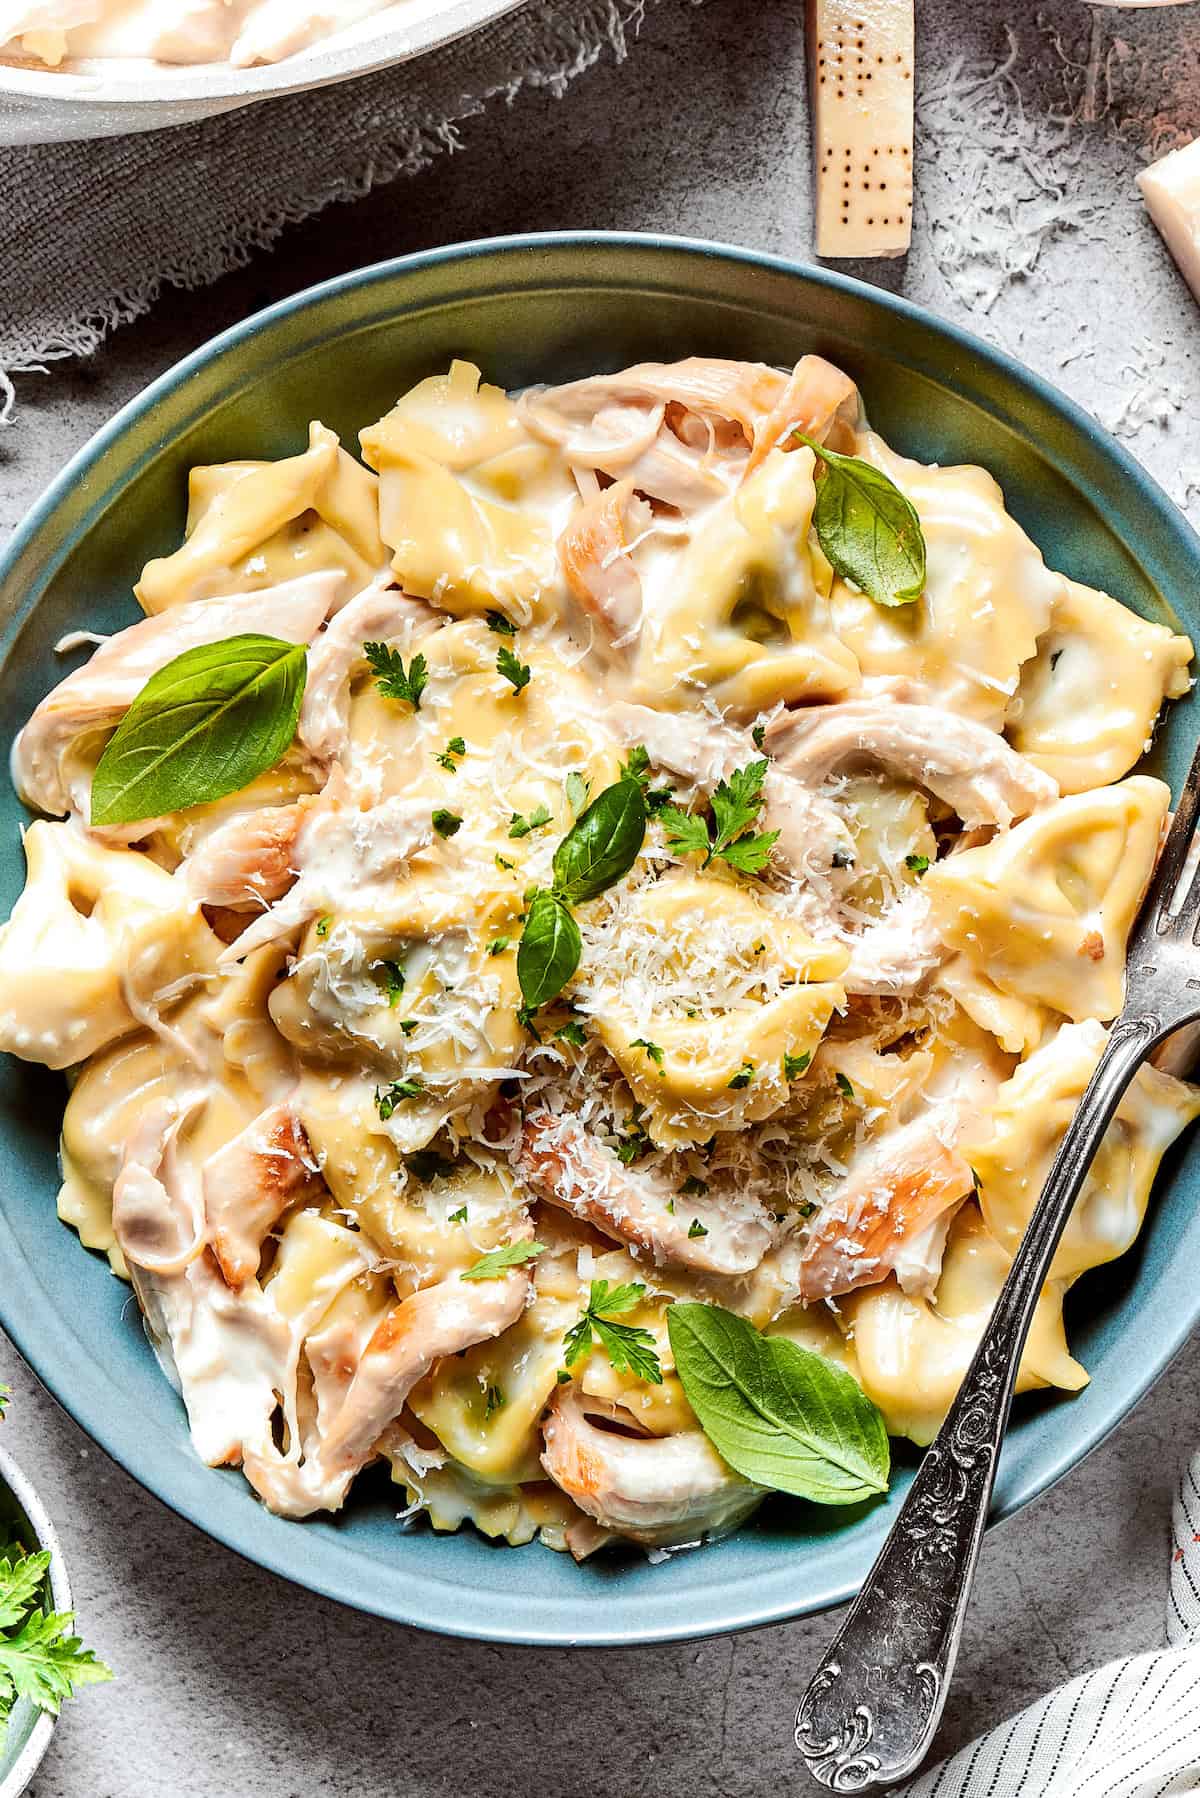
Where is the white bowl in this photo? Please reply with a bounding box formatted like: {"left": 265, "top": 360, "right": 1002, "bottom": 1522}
{"left": 0, "top": 1439, "right": 72, "bottom": 1798}
{"left": 0, "top": 0, "right": 525, "bottom": 144}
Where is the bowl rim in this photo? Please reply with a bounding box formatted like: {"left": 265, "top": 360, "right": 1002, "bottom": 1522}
{"left": 2, "top": 230, "right": 1200, "bottom": 1647}
{"left": 0, "top": 0, "right": 526, "bottom": 108}
{"left": 0, "top": 1440, "right": 71, "bottom": 1798}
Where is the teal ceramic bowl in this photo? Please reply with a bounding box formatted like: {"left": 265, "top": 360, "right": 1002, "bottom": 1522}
{"left": 1, "top": 234, "right": 1198, "bottom": 1648}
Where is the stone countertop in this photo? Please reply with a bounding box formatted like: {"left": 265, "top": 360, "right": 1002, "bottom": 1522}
{"left": 1, "top": 1, "right": 1199, "bottom": 1792}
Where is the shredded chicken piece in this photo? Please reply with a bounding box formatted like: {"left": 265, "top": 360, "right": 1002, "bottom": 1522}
{"left": 797, "top": 1118, "right": 975, "bottom": 1300}
{"left": 244, "top": 1263, "right": 533, "bottom": 1517}
{"left": 558, "top": 479, "right": 646, "bottom": 645}
{"left": 517, "top": 1109, "right": 773, "bottom": 1276}
{"left": 203, "top": 1104, "right": 324, "bottom": 1288}
{"left": 12, "top": 573, "right": 341, "bottom": 823}
{"left": 744, "top": 354, "right": 860, "bottom": 474}
{"left": 220, "top": 791, "right": 432, "bottom": 960}
{"left": 184, "top": 803, "right": 308, "bottom": 910}
{"left": 112, "top": 1096, "right": 207, "bottom": 1278}
{"left": 604, "top": 698, "right": 854, "bottom": 872}
{"left": 541, "top": 1387, "right": 764, "bottom": 1547}
{"left": 768, "top": 699, "right": 1059, "bottom": 828}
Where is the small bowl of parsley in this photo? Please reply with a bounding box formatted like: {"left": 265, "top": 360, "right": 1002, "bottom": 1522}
{"left": 0, "top": 1416, "right": 110, "bottom": 1797}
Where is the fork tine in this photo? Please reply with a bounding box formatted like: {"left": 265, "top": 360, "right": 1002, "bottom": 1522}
{"left": 1146, "top": 736, "right": 1200, "bottom": 938}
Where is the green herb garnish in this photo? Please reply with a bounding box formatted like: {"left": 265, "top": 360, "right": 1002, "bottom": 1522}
{"left": 375, "top": 1078, "right": 424, "bottom": 1120}
{"left": 461, "top": 1240, "right": 545, "bottom": 1281}
{"left": 497, "top": 646, "right": 531, "bottom": 693}
{"left": 661, "top": 760, "right": 779, "bottom": 876}
{"left": 563, "top": 1280, "right": 663, "bottom": 1384}
{"left": 365, "top": 641, "right": 427, "bottom": 708}
{"left": 90, "top": 634, "right": 307, "bottom": 828}
{"left": 791, "top": 433, "right": 926, "bottom": 608}
{"left": 667, "top": 1302, "right": 890, "bottom": 1502}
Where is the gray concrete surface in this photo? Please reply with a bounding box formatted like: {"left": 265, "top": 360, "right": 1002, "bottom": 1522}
{"left": 2, "top": 1, "right": 1200, "bottom": 1792}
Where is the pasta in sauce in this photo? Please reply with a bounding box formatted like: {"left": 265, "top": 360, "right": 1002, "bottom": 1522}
{"left": 1, "top": 353, "right": 1196, "bottom": 1558}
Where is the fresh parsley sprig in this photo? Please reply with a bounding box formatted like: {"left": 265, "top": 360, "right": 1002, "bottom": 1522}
{"left": 660, "top": 759, "right": 780, "bottom": 876}
{"left": 497, "top": 646, "right": 531, "bottom": 693}
{"left": 619, "top": 744, "right": 675, "bottom": 813}
{"left": 563, "top": 1280, "right": 663, "bottom": 1384}
{"left": 462, "top": 1240, "right": 545, "bottom": 1281}
{"left": 365, "top": 641, "right": 427, "bottom": 709}
{"left": 0, "top": 1544, "right": 112, "bottom": 1739}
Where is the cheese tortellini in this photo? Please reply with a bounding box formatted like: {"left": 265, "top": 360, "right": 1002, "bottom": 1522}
{"left": 924, "top": 776, "right": 1169, "bottom": 1024}
{"left": 1, "top": 351, "right": 1195, "bottom": 1553}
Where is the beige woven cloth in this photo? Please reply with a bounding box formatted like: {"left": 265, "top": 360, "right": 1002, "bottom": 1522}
{"left": 0, "top": 0, "right": 685, "bottom": 415}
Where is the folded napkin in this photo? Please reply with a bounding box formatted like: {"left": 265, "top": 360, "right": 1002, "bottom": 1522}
{"left": 900, "top": 1449, "right": 1200, "bottom": 1796}
{"left": 0, "top": 0, "right": 687, "bottom": 416}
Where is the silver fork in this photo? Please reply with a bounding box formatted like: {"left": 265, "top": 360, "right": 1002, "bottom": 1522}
{"left": 795, "top": 737, "right": 1200, "bottom": 1794}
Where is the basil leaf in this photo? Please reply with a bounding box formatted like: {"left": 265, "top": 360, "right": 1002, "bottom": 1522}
{"left": 667, "top": 1302, "right": 890, "bottom": 1504}
{"left": 517, "top": 889, "right": 582, "bottom": 1009}
{"left": 90, "top": 634, "right": 307, "bottom": 827}
{"left": 796, "top": 433, "right": 926, "bottom": 608}
{"left": 552, "top": 777, "right": 647, "bottom": 905}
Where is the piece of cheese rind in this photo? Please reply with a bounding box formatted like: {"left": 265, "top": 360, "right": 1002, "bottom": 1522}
{"left": 809, "top": 0, "right": 915, "bottom": 260}
{"left": 1138, "top": 136, "right": 1200, "bottom": 304}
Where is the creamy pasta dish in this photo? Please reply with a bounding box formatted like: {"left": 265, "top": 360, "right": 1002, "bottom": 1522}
{"left": 2, "top": 353, "right": 1197, "bottom": 1559}
{"left": 1, "top": 0, "right": 428, "bottom": 71}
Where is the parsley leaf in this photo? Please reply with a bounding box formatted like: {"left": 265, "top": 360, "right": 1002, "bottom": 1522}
{"left": 0, "top": 1541, "right": 111, "bottom": 1736}
{"left": 630, "top": 1037, "right": 665, "bottom": 1066}
{"left": 688, "top": 1218, "right": 709, "bottom": 1239}
{"left": 434, "top": 736, "right": 466, "bottom": 773}
{"left": 719, "top": 830, "right": 779, "bottom": 874}
{"left": 365, "top": 641, "right": 427, "bottom": 709}
{"left": 563, "top": 1280, "right": 663, "bottom": 1384}
{"left": 836, "top": 1072, "right": 855, "bottom": 1099}
{"left": 618, "top": 744, "right": 673, "bottom": 812}
{"left": 508, "top": 803, "right": 552, "bottom": 840}
{"left": 752, "top": 721, "right": 767, "bottom": 751}
{"left": 461, "top": 1240, "right": 545, "bottom": 1281}
{"left": 710, "top": 760, "right": 777, "bottom": 859}
{"left": 497, "top": 646, "right": 531, "bottom": 692}
{"left": 406, "top": 1149, "right": 456, "bottom": 1183}
{"left": 375, "top": 1078, "right": 424, "bottom": 1120}
{"left": 486, "top": 611, "right": 517, "bottom": 636}
{"left": 432, "top": 808, "right": 462, "bottom": 838}
{"left": 448, "top": 1205, "right": 469, "bottom": 1224}
{"left": 555, "top": 1018, "right": 588, "bottom": 1047}
{"left": 660, "top": 805, "right": 712, "bottom": 859}
{"left": 315, "top": 915, "right": 331, "bottom": 939}
{"left": 905, "top": 853, "right": 931, "bottom": 876}
{"left": 495, "top": 852, "right": 517, "bottom": 871}
{"left": 680, "top": 1175, "right": 709, "bottom": 1197}
{"left": 662, "top": 761, "right": 780, "bottom": 876}
{"left": 727, "top": 1062, "right": 755, "bottom": 1090}
{"left": 379, "top": 960, "right": 405, "bottom": 1007}
{"left": 487, "top": 935, "right": 511, "bottom": 956}
{"left": 783, "top": 1049, "right": 812, "bottom": 1079}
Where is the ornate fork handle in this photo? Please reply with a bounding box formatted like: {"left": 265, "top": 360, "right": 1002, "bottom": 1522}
{"left": 795, "top": 1016, "right": 1156, "bottom": 1793}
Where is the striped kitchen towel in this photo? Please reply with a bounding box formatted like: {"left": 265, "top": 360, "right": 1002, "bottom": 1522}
{"left": 901, "top": 1449, "right": 1200, "bottom": 1796}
